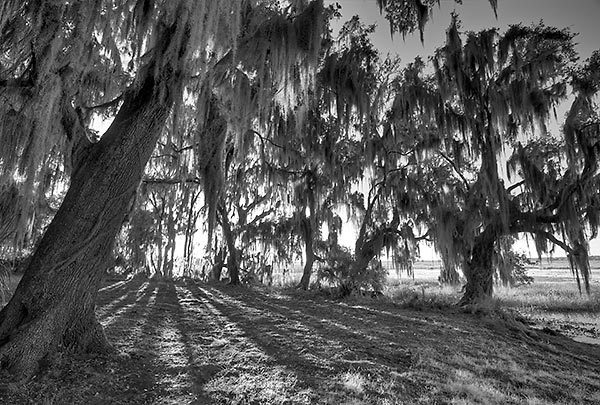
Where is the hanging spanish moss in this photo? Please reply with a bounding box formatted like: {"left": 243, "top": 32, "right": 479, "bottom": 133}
{"left": 385, "top": 17, "right": 598, "bottom": 303}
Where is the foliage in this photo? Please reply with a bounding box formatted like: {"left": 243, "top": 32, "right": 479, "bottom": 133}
{"left": 118, "top": 208, "right": 158, "bottom": 274}
{"left": 493, "top": 238, "right": 534, "bottom": 287}
{"left": 376, "top": 0, "right": 497, "bottom": 41}
{"left": 385, "top": 17, "right": 599, "bottom": 302}
{"left": 317, "top": 244, "right": 387, "bottom": 296}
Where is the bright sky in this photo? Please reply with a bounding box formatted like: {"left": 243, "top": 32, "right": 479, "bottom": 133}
{"left": 329, "top": 0, "right": 600, "bottom": 258}
{"left": 329, "top": 0, "right": 600, "bottom": 62}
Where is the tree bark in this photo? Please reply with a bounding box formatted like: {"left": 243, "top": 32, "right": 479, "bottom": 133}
{"left": 163, "top": 202, "right": 176, "bottom": 279}
{"left": 346, "top": 231, "right": 384, "bottom": 294}
{"left": 210, "top": 248, "right": 226, "bottom": 282}
{"left": 153, "top": 208, "right": 165, "bottom": 279}
{"left": 438, "top": 265, "right": 461, "bottom": 285}
{"left": 218, "top": 204, "right": 240, "bottom": 285}
{"left": 459, "top": 225, "right": 498, "bottom": 306}
{"left": 298, "top": 217, "right": 315, "bottom": 290}
{"left": 0, "top": 21, "right": 187, "bottom": 375}
{"left": 298, "top": 242, "right": 315, "bottom": 290}
{"left": 183, "top": 190, "right": 200, "bottom": 277}
{"left": 351, "top": 243, "right": 377, "bottom": 281}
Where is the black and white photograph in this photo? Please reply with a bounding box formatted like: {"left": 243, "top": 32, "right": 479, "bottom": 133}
{"left": 0, "top": 0, "right": 599, "bottom": 403}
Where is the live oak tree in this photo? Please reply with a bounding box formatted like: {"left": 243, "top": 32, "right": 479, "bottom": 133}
{"left": 0, "top": 2, "right": 224, "bottom": 375}
{"left": 391, "top": 18, "right": 600, "bottom": 305}
{"left": 0, "top": 0, "right": 502, "bottom": 375}
{"left": 0, "top": 0, "right": 324, "bottom": 375}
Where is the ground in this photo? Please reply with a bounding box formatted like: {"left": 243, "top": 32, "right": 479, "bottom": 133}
{"left": 1, "top": 276, "right": 599, "bottom": 404}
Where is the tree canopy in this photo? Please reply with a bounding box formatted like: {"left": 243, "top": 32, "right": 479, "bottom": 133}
{"left": 0, "top": 0, "right": 598, "bottom": 376}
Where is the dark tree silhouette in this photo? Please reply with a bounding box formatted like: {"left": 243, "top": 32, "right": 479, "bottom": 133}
{"left": 0, "top": 0, "right": 324, "bottom": 375}
{"left": 389, "top": 19, "right": 600, "bottom": 305}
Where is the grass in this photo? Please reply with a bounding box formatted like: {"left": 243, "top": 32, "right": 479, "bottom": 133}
{"left": 387, "top": 278, "right": 600, "bottom": 309}
{"left": 495, "top": 282, "right": 600, "bottom": 313}
{"left": 0, "top": 267, "right": 599, "bottom": 404}
{"left": 386, "top": 268, "right": 600, "bottom": 348}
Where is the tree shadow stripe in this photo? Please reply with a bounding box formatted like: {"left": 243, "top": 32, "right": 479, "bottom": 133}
{"left": 199, "top": 284, "right": 415, "bottom": 372}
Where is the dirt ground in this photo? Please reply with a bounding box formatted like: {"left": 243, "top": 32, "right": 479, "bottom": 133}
{"left": 1, "top": 278, "right": 599, "bottom": 404}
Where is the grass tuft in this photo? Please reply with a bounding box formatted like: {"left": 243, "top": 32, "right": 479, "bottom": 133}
{"left": 340, "top": 371, "right": 366, "bottom": 394}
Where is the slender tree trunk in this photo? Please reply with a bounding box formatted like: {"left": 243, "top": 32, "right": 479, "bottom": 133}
{"left": 298, "top": 217, "right": 315, "bottom": 290}
{"left": 223, "top": 220, "right": 240, "bottom": 285}
{"left": 210, "top": 248, "right": 226, "bottom": 282}
{"left": 0, "top": 20, "right": 189, "bottom": 375}
{"left": 183, "top": 190, "right": 199, "bottom": 277}
{"left": 298, "top": 240, "right": 315, "bottom": 290}
{"left": 218, "top": 203, "right": 241, "bottom": 285}
{"left": 459, "top": 225, "right": 498, "bottom": 306}
{"left": 163, "top": 204, "right": 176, "bottom": 279}
{"left": 154, "top": 214, "right": 165, "bottom": 279}
{"left": 183, "top": 217, "right": 191, "bottom": 277}
{"left": 227, "top": 249, "right": 241, "bottom": 285}
{"left": 187, "top": 211, "right": 200, "bottom": 276}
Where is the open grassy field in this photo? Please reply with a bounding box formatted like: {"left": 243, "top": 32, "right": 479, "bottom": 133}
{"left": 386, "top": 257, "right": 600, "bottom": 345}
{"left": 0, "top": 260, "right": 599, "bottom": 404}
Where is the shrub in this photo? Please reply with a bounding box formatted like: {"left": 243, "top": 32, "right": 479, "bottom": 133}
{"left": 317, "top": 245, "right": 387, "bottom": 297}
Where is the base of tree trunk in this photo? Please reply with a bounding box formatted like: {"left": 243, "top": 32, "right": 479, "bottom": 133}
{"left": 0, "top": 298, "right": 113, "bottom": 377}
{"left": 297, "top": 260, "right": 314, "bottom": 290}
{"left": 459, "top": 228, "right": 497, "bottom": 307}
{"left": 458, "top": 270, "right": 494, "bottom": 307}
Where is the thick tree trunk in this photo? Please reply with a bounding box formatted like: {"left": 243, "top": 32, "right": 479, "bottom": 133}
{"left": 0, "top": 46, "right": 182, "bottom": 375}
{"left": 459, "top": 225, "right": 498, "bottom": 306}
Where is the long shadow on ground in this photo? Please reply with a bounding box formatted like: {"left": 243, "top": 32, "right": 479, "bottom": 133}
{"left": 2, "top": 278, "right": 599, "bottom": 404}
{"left": 187, "top": 281, "right": 600, "bottom": 404}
